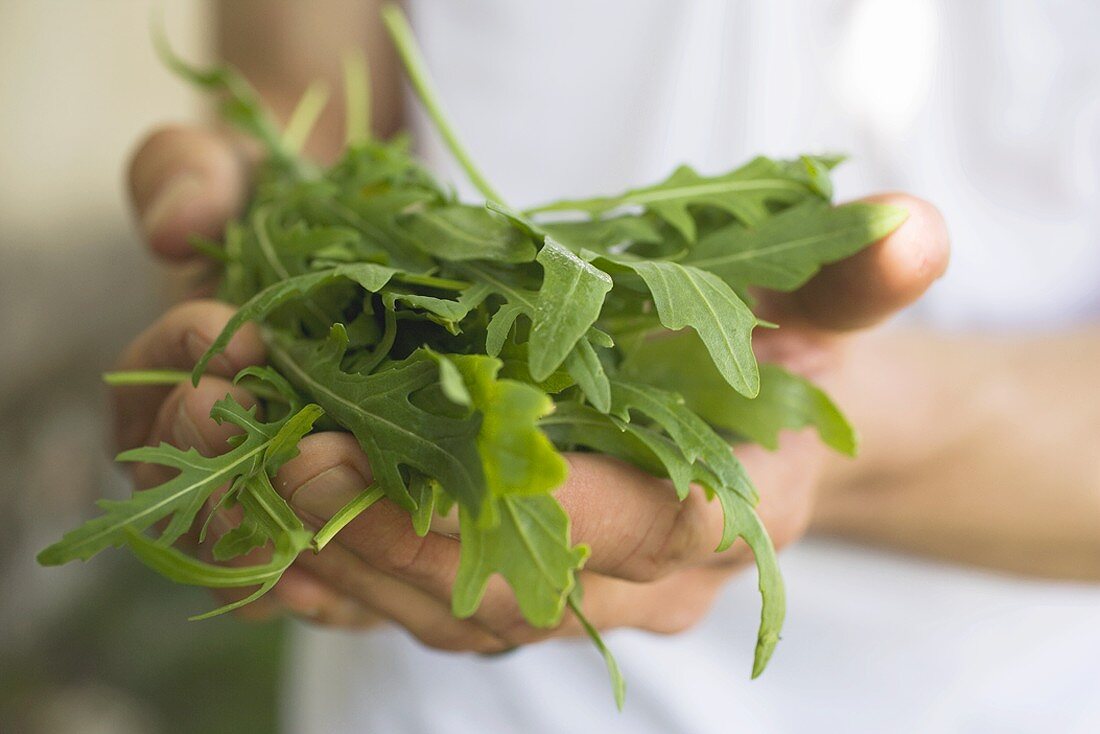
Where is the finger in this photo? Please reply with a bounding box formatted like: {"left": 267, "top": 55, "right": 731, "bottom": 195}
{"left": 131, "top": 375, "right": 255, "bottom": 529}
{"left": 275, "top": 443, "right": 506, "bottom": 648}
{"left": 274, "top": 433, "right": 555, "bottom": 646}
{"left": 133, "top": 374, "right": 285, "bottom": 620}
{"left": 556, "top": 433, "right": 825, "bottom": 584}
{"left": 292, "top": 540, "right": 507, "bottom": 652}
{"left": 127, "top": 124, "right": 255, "bottom": 261}
{"left": 273, "top": 566, "right": 383, "bottom": 629}
{"left": 132, "top": 370, "right": 392, "bottom": 633}
{"left": 143, "top": 375, "right": 257, "bottom": 457}
{"left": 558, "top": 566, "right": 728, "bottom": 636}
{"left": 779, "top": 193, "right": 950, "bottom": 332}
{"left": 140, "top": 380, "right": 366, "bottom": 629}
{"left": 113, "top": 300, "right": 264, "bottom": 451}
{"left": 555, "top": 453, "right": 724, "bottom": 582}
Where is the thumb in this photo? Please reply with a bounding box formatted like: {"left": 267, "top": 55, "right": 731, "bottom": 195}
{"left": 127, "top": 124, "right": 256, "bottom": 261}
{"left": 778, "top": 193, "right": 950, "bottom": 332}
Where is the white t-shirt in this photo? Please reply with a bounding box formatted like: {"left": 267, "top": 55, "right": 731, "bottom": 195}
{"left": 286, "top": 2, "right": 1100, "bottom": 732}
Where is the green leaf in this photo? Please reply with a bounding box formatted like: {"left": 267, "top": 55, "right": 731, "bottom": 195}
{"left": 485, "top": 303, "right": 524, "bottom": 356}
{"left": 263, "top": 403, "right": 325, "bottom": 469}
{"left": 125, "top": 528, "right": 300, "bottom": 621}
{"left": 541, "top": 215, "right": 662, "bottom": 254}
{"left": 193, "top": 262, "right": 398, "bottom": 383}
{"left": 541, "top": 402, "right": 690, "bottom": 497}
{"left": 528, "top": 240, "right": 613, "bottom": 381}
{"left": 609, "top": 379, "right": 757, "bottom": 505}
{"left": 269, "top": 325, "right": 487, "bottom": 515}
{"left": 409, "top": 474, "right": 440, "bottom": 537}
{"left": 398, "top": 205, "right": 536, "bottom": 263}
{"left": 708, "top": 486, "right": 785, "bottom": 678}
{"left": 449, "top": 354, "right": 568, "bottom": 498}
{"left": 233, "top": 365, "right": 305, "bottom": 408}
{"left": 529, "top": 157, "right": 819, "bottom": 241}
{"left": 614, "top": 259, "right": 759, "bottom": 397}
{"left": 37, "top": 402, "right": 275, "bottom": 565}
{"left": 212, "top": 514, "right": 267, "bottom": 561}
{"left": 685, "top": 200, "right": 908, "bottom": 291}
{"left": 562, "top": 337, "right": 611, "bottom": 413}
{"left": 569, "top": 592, "right": 626, "bottom": 710}
{"left": 457, "top": 260, "right": 611, "bottom": 410}
{"left": 624, "top": 333, "right": 857, "bottom": 455}
{"left": 452, "top": 495, "right": 589, "bottom": 627}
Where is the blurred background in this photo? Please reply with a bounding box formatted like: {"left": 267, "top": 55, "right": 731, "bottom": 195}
{"left": 0, "top": 3, "right": 283, "bottom": 732}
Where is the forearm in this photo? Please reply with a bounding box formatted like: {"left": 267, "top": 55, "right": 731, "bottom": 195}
{"left": 216, "top": 0, "right": 402, "bottom": 160}
{"left": 813, "top": 328, "right": 1100, "bottom": 580}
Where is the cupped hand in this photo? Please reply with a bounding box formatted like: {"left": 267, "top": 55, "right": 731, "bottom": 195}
{"left": 118, "top": 124, "right": 949, "bottom": 649}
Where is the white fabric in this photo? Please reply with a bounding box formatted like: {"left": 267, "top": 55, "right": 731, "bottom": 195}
{"left": 286, "top": 2, "right": 1100, "bottom": 732}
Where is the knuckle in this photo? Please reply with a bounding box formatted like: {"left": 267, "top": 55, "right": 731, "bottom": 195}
{"left": 415, "top": 626, "right": 482, "bottom": 653}
{"left": 604, "top": 507, "right": 679, "bottom": 583}
{"left": 646, "top": 605, "right": 707, "bottom": 635}
{"left": 494, "top": 613, "right": 549, "bottom": 648}
{"left": 634, "top": 499, "right": 706, "bottom": 582}
{"left": 164, "top": 299, "right": 235, "bottom": 333}
{"left": 129, "top": 125, "right": 205, "bottom": 200}
{"left": 376, "top": 534, "right": 435, "bottom": 581}
{"left": 643, "top": 573, "right": 723, "bottom": 636}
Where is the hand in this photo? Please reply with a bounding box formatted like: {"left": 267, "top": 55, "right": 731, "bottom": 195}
{"left": 119, "top": 124, "right": 949, "bottom": 648}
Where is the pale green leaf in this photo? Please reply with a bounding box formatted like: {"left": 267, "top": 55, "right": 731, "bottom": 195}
{"left": 528, "top": 240, "right": 613, "bottom": 381}
{"left": 453, "top": 495, "right": 589, "bottom": 627}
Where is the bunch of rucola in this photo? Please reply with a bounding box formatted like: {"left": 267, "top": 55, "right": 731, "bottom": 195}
{"left": 39, "top": 6, "right": 904, "bottom": 706}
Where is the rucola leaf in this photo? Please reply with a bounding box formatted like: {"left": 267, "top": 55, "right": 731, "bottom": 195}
{"left": 528, "top": 240, "right": 613, "bottom": 381}
{"left": 38, "top": 399, "right": 278, "bottom": 565}
{"left": 269, "top": 324, "right": 487, "bottom": 515}
{"left": 684, "top": 200, "right": 908, "bottom": 292}
{"left": 527, "top": 156, "right": 822, "bottom": 241}
{"left": 624, "top": 333, "right": 857, "bottom": 455}
{"left": 40, "top": 396, "right": 324, "bottom": 623}
{"left": 609, "top": 379, "right": 757, "bottom": 505}
{"left": 193, "top": 262, "right": 397, "bottom": 382}
{"left": 708, "top": 483, "right": 786, "bottom": 678}
{"left": 610, "top": 259, "right": 759, "bottom": 397}
{"left": 398, "top": 204, "right": 536, "bottom": 263}
{"left": 447, "top": 354, "right": 568, "bottom": 498}
{"left": 452, "top": 494, "right": 589, "bottom": 627}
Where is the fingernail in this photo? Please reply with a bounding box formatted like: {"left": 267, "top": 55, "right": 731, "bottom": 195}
{"left": 290, "top": 465, "right": 367, "bottom": 520}
{"left": 429, "top": 509, "right": 461, "bottom": 536}
{"left": 172, "top": 399, "right": 208, "bottom": 453}
{"left": 142, "top": 172, "right": 204, "bottom": 240}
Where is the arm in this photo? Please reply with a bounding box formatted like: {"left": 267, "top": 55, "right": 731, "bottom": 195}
{"left": 814, "top": 329, "right": 1100, "bottom": 580}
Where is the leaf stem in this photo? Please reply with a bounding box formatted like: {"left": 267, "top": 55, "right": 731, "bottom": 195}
{"left": 282, "top": 80, "right": 331, "bottom": 155}
{"left": 567, "top": 592, "right": 626, "bottom": 710}
{"left": 103, "top": 370, "right": 190, "bottom": 386}
{"left": 312, "top": 484, "right": 385, "bottom": 551}
{"left": 381, "top": 4, "right": 506, "bottom": 204}
{"left": 343, "top": 48, "right": 371, "bottom": 146}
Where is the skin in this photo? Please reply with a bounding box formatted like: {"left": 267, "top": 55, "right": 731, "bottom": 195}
{"left": 815, "top": 329, "right": 1100, "bottom": 581}
{"left": 113, "top": 1, "right": 1100, "bottom": 650}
